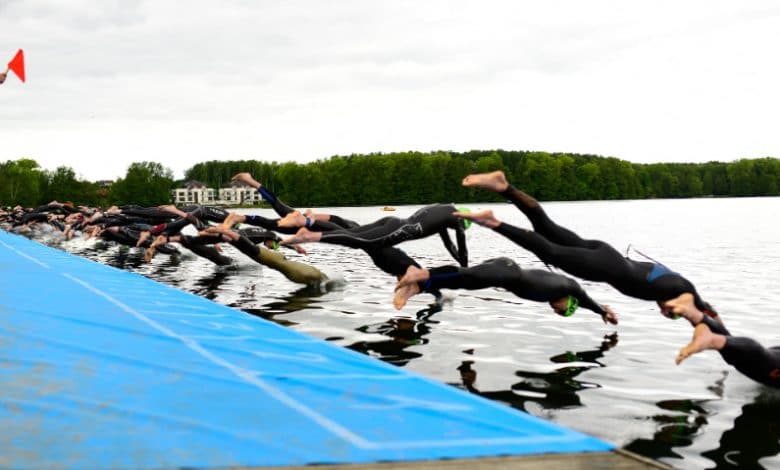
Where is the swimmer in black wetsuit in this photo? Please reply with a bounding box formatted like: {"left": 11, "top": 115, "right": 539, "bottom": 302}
{"left": 457, "top": 171, "right": 716, "bottom": 320}
{"left": 227, "top": 173, "right": 441, "bottom": 299}
{"left": 393, "top": 258, "right": 618, "bottom": 324}
{"left": 665, "top": 293, "right": 779, "bottom": 388}
{"left": 185, "top": 225, "right": 328, "bottom": 286}
{"left": 279, "top": 203, "right": 469, "bottom": 267}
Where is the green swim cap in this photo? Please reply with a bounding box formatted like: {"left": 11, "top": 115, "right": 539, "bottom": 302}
{"left": 272, "top": 240, "right": 280, "bottom": 251}
{"left": 457, "top": 207, "right": 472, "bottom": 230}
{"left": 563, "top": 295, "right": 579, "bottom": 317}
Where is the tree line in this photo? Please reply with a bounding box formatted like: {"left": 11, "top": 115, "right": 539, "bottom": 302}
{"left": 2, "top": 150, "right": 779, "bottom": 208}
{"left": 0, "top": 160, "right": 173, "bottom": 208}
{"left": 184, "top": 150, "right": 780, "bottom": 206}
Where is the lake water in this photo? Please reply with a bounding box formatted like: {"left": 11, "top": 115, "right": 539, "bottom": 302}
{"left": 49, "top": 197, "right": 780, "bottom": 469}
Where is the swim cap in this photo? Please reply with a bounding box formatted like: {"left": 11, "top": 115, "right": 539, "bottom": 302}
{"left": 272, "top": 240, "right": 280, "bottom": 251}
{"left": 563, "top": 295, "right": 579, "bottom": 317}
{"left": 457, "top": 207, "right": 472, "bottom": 230}
{"left": 661, "top": 309, "right": 681, "bottom": 320}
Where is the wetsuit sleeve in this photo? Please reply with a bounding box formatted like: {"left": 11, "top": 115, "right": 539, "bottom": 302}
{"left": 455, "top": 224, "right": 468, "bottom": 267}
{"left": 568, "top": 283, "right": 606, "bottom": 316}
{"left": 238, "top": 227, "right": 280, "bottom": 244}
{"left": 439, "top": 229, "right": 467, "bottom": 267}
{"left": 420, "top": 265, "right": 463, "bottom": 291}
{"left": 179, "top": 236, "right": 233, "bottom": 266}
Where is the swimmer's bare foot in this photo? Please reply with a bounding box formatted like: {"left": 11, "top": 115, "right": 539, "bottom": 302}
{"left": 454, "top": 209, "right": 501, "bottom": 229}
{"left": 84, "top": 226, "right": 99, "bottom": 240}
{"left": 676, "top": 323, "right": 726, "bottom": 365}
{"left": 136, "top": 230, "right": 151, "bottom": 247}
{"left": 393, "top": 282, "right": 421, "bottom": 310}
{"left": 149, "top": 234, "right": 168, "bottom": 250}
{"left": 395, "top": 265, "right": 431, "bottom": 290}
{"left": 278, "top": 210, "right": 308, "bottom": 228}
{"left": 281, "top": 227, "right": 321, "bottom": 245}
{"left": 231, "top": 172, "right": 261, "bottom": 189}
{"left": 158, "top": 205, "right": 188, "bottom": 219}
{"left": 462, "top": 171, "right": 509, "bottom": 192}
{"left": 661, "top": 293, "right": 704, "bottom": 325}
{"left": 222, "top": 212, "right": 243, "bottom": 229}
{"left": 200, "top": 225, "right": 239, "bottom": 242}
{"left": 198, "top": 226, "right": 221, "bottom": 237}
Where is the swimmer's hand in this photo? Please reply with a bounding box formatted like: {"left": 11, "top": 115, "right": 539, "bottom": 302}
{"left": 602, "top": 305, "right": 618, "bottom": 325}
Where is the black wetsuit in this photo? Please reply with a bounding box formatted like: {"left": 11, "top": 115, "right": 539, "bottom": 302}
{"left": 699, "top": 316, "right": 779, "bottom": 388}
{"left": 417, "top": 257, "right": 606, "bottom": 316}
{"left": 119, "top": 205, "right": 180, "bottom": 223}
{"left": 497, "top": 185, "right": 709, "bottom": 310}
{"left": 315, "top": 203, "right": 468, "bottom": 267}
{"left": 255, "top": 186, "right": 427, "bottom": 277}
{"left": 178, "top": 236, "right": 233, "bottom": 266}
{"left": 101, "top": 227, "right": 179, "bottom": 254}
{"left": 184, "top": 233, "right": 326, "bottom": 285}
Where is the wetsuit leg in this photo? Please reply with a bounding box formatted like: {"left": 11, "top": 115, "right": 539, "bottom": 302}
{"left": 501, "top": 185, "right": 598, "bottom": 248}
{"left": 19, "top": 213, "right": 49, "bottom": 225}
{"left": 257, "top": 187, "right": 296, "bottom": 217}
{"left": 422, "top": 259, "right": 514, "bottom": 291}
{"left": 319, "top": 205, "right": 459, "bottom": 250}
{"left": 700, "top": 314, "right": 730, "bottom": 336}
{"left": 319, "top": 217, "right": 407, "bottom": 249}
{"left": 365, "top": 247, "right": 420, "bottom": 277}
{"left": 494, "top": 222, "right": 632, "bottom": 283}
{"left": 418, "top": 258, "right": 603, "bottom": 313}
{"left": 242, "top": 214, "right": 286, "bottom": 231}
{"left": 120, "top": 205, "right": 177, "bottom": 222}
{"left": 151, "top": 216, "right": 193, "bottom": 236}
{"left": 327, "top": 215, "right": 359, "bottom": 229}
{"left": 231, "top": 235, "right": 327, "bottom": 285}
{"left": 720, "top": 338, "right": 780, "bottom": 388}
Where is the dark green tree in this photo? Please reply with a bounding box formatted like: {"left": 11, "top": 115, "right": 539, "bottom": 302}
{"left": 111, "top": 161, "right": 175, "bottom": 206}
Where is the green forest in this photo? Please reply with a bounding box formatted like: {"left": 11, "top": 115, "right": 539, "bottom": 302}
{"left": 2, "top": 150, "right": 780, "bottom": 207}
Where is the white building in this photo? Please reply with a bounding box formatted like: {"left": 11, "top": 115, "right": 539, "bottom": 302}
{"left": 217, "top": 180, "right": 264, "bottom": 205}
{"left": 171, "top": 180, "right": 262, "bottom": 206}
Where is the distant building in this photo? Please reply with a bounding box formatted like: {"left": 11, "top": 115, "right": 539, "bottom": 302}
{"left": 217, "top": 180, "right": 263, "bottom": 205}
{"left": 95, "top": 180, "right": 114, "bottom": 188}
{"left": 171, "top": 180, "right": 261, "bottom": 205}
{"left": 172, "top": 180, "right": 216, "bottom": 205}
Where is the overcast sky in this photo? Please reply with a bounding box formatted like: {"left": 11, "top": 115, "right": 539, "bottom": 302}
{"left": 2, "top": 1, "right": 780, "bottom": 181}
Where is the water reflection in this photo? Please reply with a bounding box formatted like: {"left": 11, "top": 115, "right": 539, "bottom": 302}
{"left": 235, "top": 283, "right": 334, "bottom": 326}
{"left": 192, "top": 271, "right": 231, "bottom": 300}
{"left": 458, "top": 333, "right": 619, "bottom": 411}
{"left": 624, "top": 396, "right": 716, "bottom": 462}
{"left": 701, "top": 390, "right": 780, "bottom": 469}
{"left": 348, "top": 303, "right": 443, "bottom": 367}
{"left": 623, "top": 374, "right": 780, "bottom": 468}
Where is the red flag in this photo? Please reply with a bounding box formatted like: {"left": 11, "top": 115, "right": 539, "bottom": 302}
{"left": 7, "top": 49, "right": 25, "bottom": 82}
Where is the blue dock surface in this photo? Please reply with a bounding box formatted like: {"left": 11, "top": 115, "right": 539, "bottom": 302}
{"left": 0, "top": 231, "right": 614, "bottom": 469}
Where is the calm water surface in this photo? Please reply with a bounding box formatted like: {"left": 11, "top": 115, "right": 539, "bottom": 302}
{"left": 52, "top": 197, "right": 780, "bottom": 469}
